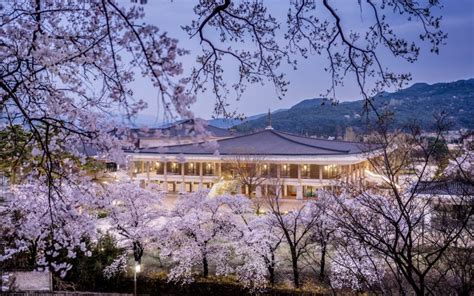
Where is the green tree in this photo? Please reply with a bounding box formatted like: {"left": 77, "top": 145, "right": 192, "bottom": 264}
{"left": 0, "top": 125, "right": 33, "bottom": 184}
{"left": 427, "top": 137, "right": 450, "bottom": 175}
{"left": 59, "top": 233, "right": 125, "bottom": 291}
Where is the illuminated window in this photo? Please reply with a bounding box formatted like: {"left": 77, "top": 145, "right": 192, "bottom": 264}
{"left": 204, "top": 163, "right": 213, "bottom": 175}
{"left": 281, "top": 164, "right": 290, "bottom": 177}
{"left": 302, "top": 164, "right": 310, "bottom": 178}
{"left": 188, "top": 162, "right": 196, "bottom": 175}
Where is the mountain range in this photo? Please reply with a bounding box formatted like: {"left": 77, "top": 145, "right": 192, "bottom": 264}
{"left": 232, "top": 79, "right": 474, "bottom": 137}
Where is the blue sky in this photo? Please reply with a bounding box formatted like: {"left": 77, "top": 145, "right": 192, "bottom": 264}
{"left": 128, "top": 0, "right": 474, "bottom": 122}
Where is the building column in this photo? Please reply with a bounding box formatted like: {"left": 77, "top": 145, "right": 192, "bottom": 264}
{"left": 146, "top": 161, "right": 150, "bottom": 182}
{"left": 357, "top": 166, "right": 363, "bottom": 187}
{"left": 129, "top": 160, "right": 135, "bottom": 180}
{"left": 349, "top": 164, "right": 354, "bottom": 183}
{"left": 237, "top": 183, "right": 242, "bottom": 194}
{"left": 199, "top": 162, "right": 203, "bottom": 190}
{"left": 256, "top": 185, "right": 262, "bottom": 198}
{"left": 180, "top": 163, "right": 185, "bottom": 193}
{"left": 319, "top": 165, "right": 323, "bottom": 181}
{"left": 283, "top": 184, "right": 288, "bottom": 197}
{"left": 163, "top": 161, "right": 168, "bottom": 193}
{"left": 296, "top": 185, "right": 303, "bottom": 200}
{"left": 217, "top": 162, "right": 221, "bottom": 177}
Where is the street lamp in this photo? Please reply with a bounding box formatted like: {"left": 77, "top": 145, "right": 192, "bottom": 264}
{"left": 134, "top": 261, "right": 141, "bottom": 296}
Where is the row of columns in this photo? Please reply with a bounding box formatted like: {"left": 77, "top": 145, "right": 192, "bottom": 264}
{"left": 130, "top": 160, "right": 367, "bottom": 196}
{"left": 132, "top": 161, "right": 365, "bottom": 181}
{"left": 130, "top": 161, "right": 222, "bottom": 193}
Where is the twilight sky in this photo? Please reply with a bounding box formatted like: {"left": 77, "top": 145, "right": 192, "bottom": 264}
{"left": 128, "top": 0, "right": 474, "bottom": 123}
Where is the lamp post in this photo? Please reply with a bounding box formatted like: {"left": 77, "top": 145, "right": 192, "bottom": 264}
{"left": 134, "top": 261, "right": 141, "bottom": 296}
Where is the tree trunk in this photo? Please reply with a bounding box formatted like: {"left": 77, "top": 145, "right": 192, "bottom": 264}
{"left": 290, "top": 248, "right": 300, "bottom": 288}
{"left": 417, "top": 277, "right": 425, "bottom": 296}
{"left": 28, "top": 244, "right": 37, "bottom": 268}
{"left": 202, "top": 255, "right": 209, "bottom": 277}
{"left": 268, "top": 252, "right": 276, "bottom": 285}
{"left": 268, "top": 265, "right": 275, "bottom": 285}
{"left": 133, "top": 241, "right": 143, "bottom": 263}
{"left": 319, "top": 241, "right": 327, "bottom": 280}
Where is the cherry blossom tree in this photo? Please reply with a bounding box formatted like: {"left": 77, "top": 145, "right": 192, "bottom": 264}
{"left": 0, "top": 0, "right": 448, "bottom": 186}
{"left": 159, "top": 191, "right": 251, "bottom": 284}
{"left": 0, "top": 177, "right": 99, "bottom": 278}
{"left": 0, "top": 0, "right": 193, "bottom": 202}
{"left": 103, "top": 253, "right": 128, "bottom": 280}
{"left": 236, "top": 214, "right": 283, "bottom": 288}
{"left": 265, "top": 192, "right": 321, "bottom": 288}
{"left": 101, "top": 181, "right": 163, "bottom": 268}
{"left": 329, "top": 237, "right": 386, "bottom": 293}
{"left": 327, "top": 115, "right": 473, "bottom": 295}
{"left": 445, "top": 148, "right": 473, "bottom": 181}
{"left": 301, "top": 193, "right": 336, "bottom": 281}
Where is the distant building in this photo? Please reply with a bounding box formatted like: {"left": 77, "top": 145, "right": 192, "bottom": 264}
{"left": 344, "top": 126, "right": 357, "bottom": 141}
{"left": 415, "top": 180, "right": 474, "bottom": 229}
{"left": 126, "top": 122, "right": 379, "bottom": 199}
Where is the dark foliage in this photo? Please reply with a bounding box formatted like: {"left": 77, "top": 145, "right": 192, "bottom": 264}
{"left": 57, "top": 233, "right": 125, "bottom": 291}
{"left": 236, "top": 79, "right": 474, "bottom": 137}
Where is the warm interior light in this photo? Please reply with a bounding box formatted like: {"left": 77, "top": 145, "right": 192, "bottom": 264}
{"left": 207, "top": 163, "right": 211, "bottom": 168}
{"left": 172, "top": 163, "right": 176, "bottom": 168}
{"left": 190, "top": 163, "right": 194, "bottom": 167}
{"left": 303, "top": 165, "right": 307, "bottom": 170}
{"left": 283, "top": 165, "right": 287, "bottom": 169}
{"left": 263, "top": 164, "right": 267, "bottom": 169}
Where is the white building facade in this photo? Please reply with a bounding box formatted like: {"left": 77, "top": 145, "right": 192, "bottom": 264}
{"left": 126, "top": 128, "right": 376, "bottom": 199}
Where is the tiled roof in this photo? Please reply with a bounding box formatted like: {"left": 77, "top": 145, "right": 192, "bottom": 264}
{"left": 134, "top": 129, "right": 375, "bottom": 156}
{"left": 416, "top": 180, "right": 474, "bottom": 196}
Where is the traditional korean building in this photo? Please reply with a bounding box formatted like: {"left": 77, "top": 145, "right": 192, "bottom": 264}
{"left": 126, "top": 122, "right": 379, "bottom": 199}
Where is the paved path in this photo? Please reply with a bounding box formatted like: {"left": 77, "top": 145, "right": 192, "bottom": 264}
{"left": 161, "top": 193, "right": 306, "bottom": 212}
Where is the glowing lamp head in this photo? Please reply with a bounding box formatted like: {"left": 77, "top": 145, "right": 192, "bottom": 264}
{"left": 135, "top": 263, "right": 141, "bottom": 273}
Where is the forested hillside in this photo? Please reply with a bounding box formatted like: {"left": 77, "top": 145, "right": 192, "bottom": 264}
{"left": 235, "top": 79, "right": 474, "bottom": 137}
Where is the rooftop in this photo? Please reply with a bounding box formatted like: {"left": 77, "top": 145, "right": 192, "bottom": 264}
{"left": 134, "top": 129, "right": 376, "bottom": 156}
{"left": 416, "top": 180, "right": 474, "bottom": 196}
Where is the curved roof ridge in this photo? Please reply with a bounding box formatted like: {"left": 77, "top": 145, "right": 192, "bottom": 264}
{"left": 134, "top": 129, "right": 375, "bottom": 155}
{"left": 218, "top": 129, "right": 349, "bottom": 153}
{"left": 271, "top": 130, "right": 350, "bottom": 153}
